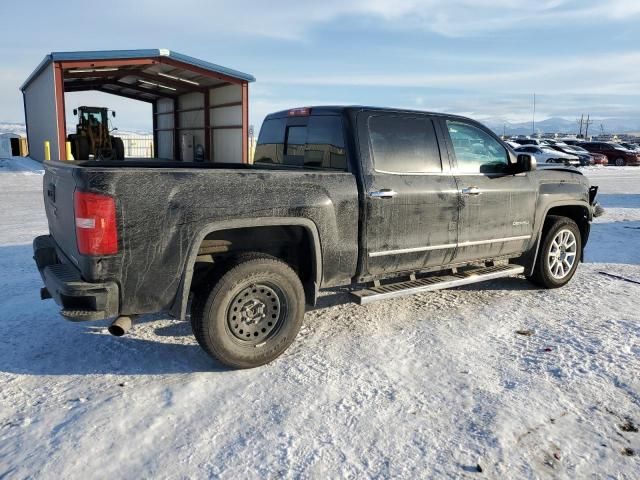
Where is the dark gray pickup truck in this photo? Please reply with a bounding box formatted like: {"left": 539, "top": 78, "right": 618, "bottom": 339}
{"left": 34, "top": 106, "right": 602, "bottom": 368}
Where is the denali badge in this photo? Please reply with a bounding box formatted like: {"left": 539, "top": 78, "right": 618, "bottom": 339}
{"left": 513, "top": 220, "right": 530, "bottom": 226}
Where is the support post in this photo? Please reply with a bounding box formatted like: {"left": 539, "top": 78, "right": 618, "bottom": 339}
{"left": 204, "top": 89, "right": 211, "bottom": 161}
{"left": 53, "top": 63, "right": 67, "bottom": 160}
{"left": 152, "top": 101, "right": 158, "bottom": 158}
{"left": 241, "top": 82, "right": 249, "bottom": 164}
{"left": 173, "top": 98, "right": 180, "bottom": 160}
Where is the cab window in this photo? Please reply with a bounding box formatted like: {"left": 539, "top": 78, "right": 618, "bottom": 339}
{"left": 254, "top": 116, "right": 347, "bottom": 170}
{"left": 254, "top": 118, "right": 285, "bottom": 164}
{"left": 447, "top": 120, "right": 508, "bottom": 173}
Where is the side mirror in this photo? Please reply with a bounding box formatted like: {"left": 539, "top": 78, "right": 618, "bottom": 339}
{"left": 73, "top": 108, "right": 78, "bottom": 116}
{"left": 517, "top": 153, "right": 536, "bottom": 172}
{"left": 112, "top": 111, "right": 116, "bottom": 118}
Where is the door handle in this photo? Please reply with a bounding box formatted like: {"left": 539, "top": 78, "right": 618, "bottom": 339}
{"left": 461, "top": 186, "right": 482, "bottom": 196}
{"left": 369, "top": 189, "right": 398, "bottom": 199}
{"left": 47, "top": 183, "right": 56, "bottom": 202}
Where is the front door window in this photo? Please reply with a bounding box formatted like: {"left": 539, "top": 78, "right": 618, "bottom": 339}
{"left": 447, "top": 120, "right": 509, "bottom": 174}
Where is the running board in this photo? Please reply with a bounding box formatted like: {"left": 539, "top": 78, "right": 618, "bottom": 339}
{"left": 351, "top": 265, "right": 525, "bottom": 305}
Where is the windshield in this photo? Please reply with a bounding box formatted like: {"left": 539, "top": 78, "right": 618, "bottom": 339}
{"left": 81, "top": 111, "right": 103, "bottom": 125}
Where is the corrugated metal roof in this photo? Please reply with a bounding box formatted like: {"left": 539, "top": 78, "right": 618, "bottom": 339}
{"left": 20, "top": 49, "right": 255, "bottom": 91}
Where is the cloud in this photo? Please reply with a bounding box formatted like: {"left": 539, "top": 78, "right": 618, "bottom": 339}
{"left": 131, "top": 0, "right": 640, "bottom": 39}
{"left": 2, "top": 1, "right": 640, "bottom": 130}
{"left": 257, "top": 51, "right": 640, "bottom": 96}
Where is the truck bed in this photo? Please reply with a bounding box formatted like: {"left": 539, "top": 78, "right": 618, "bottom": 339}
{"left": 41, "top": 160, "right": 359, "bottom": 318}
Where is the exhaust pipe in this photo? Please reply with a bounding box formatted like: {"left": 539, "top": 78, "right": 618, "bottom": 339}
{"left": 108, "top": 315, "right": 136, "bottom": 337}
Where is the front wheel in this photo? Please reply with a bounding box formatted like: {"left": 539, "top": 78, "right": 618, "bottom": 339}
{"left": 190, "top": 254, "right": 305, "bottom": 368}
{"left": 615, "top": 157, "right": 626, "bottom": 166}
{"left": 112, "top": 137, "right": 125, "bottom": 160}
{"left": 527, "top": 216, "right": 581, "bottom": 288}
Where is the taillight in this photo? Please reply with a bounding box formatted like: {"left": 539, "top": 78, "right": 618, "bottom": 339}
{"left": 74, "top": 191, "right": 118, "bottom": 255}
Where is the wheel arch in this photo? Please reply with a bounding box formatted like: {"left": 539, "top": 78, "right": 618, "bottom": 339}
{"left": 525, "top": 201, "right": 591, "bottom": 276}
{"left": 170, "top": 218, "right": 323, "bottom": 320}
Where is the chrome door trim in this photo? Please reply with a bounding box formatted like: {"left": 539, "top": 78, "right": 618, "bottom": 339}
{"left": 369, "top": 235, "right": 531, "bottom": 257}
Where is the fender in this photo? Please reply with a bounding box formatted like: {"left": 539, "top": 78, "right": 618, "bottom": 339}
{"left": 524, "top": 199, "right": 591, "bottom": 276}
{"left": 170, "top": 217, "right": 323, "bottom": 319}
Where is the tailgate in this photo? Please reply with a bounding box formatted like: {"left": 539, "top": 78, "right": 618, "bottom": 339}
{"left": 43, "top": 162, "right": 81, "bottom": 264}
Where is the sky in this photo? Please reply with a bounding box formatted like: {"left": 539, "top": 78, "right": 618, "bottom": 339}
{"left": 1, "top": 0, "right": 640, "bottom": 133}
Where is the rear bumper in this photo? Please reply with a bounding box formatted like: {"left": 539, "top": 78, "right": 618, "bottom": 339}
{"left": 33, "top": 235, "right": 119, "bottom": 321}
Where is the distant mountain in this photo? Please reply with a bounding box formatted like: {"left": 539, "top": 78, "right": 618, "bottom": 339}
{"left": 483, "top": 117, "right": 640, "bottom": 137}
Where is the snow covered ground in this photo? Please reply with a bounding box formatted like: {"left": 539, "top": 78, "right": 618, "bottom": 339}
{"left": 0, "top": 159, "right": 638, "bottom": 479}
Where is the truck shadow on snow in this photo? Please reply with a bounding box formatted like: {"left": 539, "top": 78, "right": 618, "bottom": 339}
{"left": 0, "top": 244, "right": 229, "bottom": 375}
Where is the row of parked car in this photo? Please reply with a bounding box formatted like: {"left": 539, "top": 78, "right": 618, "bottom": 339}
{"left": 504, "top": 137, "right": 640, "bottom": 167}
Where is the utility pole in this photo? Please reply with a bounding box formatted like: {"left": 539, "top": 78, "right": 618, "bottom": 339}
{"left": 584, "top": 114, "right": 594, "bottom": 139}
{"left": 577, "top": 114, "right": 584, "bottom": 137}
{"left": 532, "top": 93, "right": 536, "bottom": 135}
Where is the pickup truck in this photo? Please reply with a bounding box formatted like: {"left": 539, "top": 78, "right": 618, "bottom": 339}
{"left": 34, "top": 106, "right": 603, "bottom": 368}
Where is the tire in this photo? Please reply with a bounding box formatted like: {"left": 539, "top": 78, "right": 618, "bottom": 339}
{"left": 615, "top": 157, "right": 626, "bottom": 166}
{"left": 112, "top": 137, "right": 125, "bottom": 160}
{"left": 190, "top": 254, "right": 305, "bottom": 369}
{"left": 528, "top": 215, "right": 581, "bottom": 289}
{"left": 74, "top": 136, "right": 90, "bottom": 160}
{"left": 67, "top": 135, "right": 76, "bottom": 159}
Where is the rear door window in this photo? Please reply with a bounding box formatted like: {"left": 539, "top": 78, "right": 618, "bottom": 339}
{"left": 368, "top": 115, "right": 442, "bottom": 173}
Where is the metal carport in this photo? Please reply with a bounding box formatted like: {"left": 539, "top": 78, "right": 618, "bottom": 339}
{"left": 20, "top": 49, "right": 255, "bottom": 163}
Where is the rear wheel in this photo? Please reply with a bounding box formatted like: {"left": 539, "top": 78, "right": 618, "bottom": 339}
{"left": 112, "top": 137, "right": 125, "bottom": 160}
{"left": 190, "top": 254, "right": 305, "bottom": 369}
{"left": 615, "top": 157, "right": 626, "bottom": 166}
{"left": 528, "top": 216, "right": 581, "bottom": 288}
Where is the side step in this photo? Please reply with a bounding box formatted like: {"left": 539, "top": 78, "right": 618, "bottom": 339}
{"left": 351, "top": 264, "right": 525, "bottom": 305}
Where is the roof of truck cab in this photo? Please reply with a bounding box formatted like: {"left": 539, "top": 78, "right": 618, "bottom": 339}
{"left": 265, "top": 106, "right": 468, "bottom": 120}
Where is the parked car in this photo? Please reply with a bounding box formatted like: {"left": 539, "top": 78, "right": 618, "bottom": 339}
{"left": 562, "top": 139, "right": 586, "bottom": 146}
{"left": 514, "top": 145, "right": 581, "bottom": 166}
{"left": 582, "top": 142, "right": 640, "bottom": 166}
{"left": 564, "top": 144, "right": 608, "bottom": 165}
{"left": 33, "top": 106, "right": 602, "bottom": 368}
{"left": 620, "top": 142, "right": 640, "bottom": 152}
{"left": 504, "top": 140, "right": 521, "bottom": 149}
{"left": 547, "top": 142, "right": 594, "bottom": 166}
{"left": 513, "top": 137, "right": 546, "bottom": 146}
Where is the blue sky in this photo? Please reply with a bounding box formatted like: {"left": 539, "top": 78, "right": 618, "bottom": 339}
{"left": 1, "top": 0, "right": 639, "bottom": 132}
